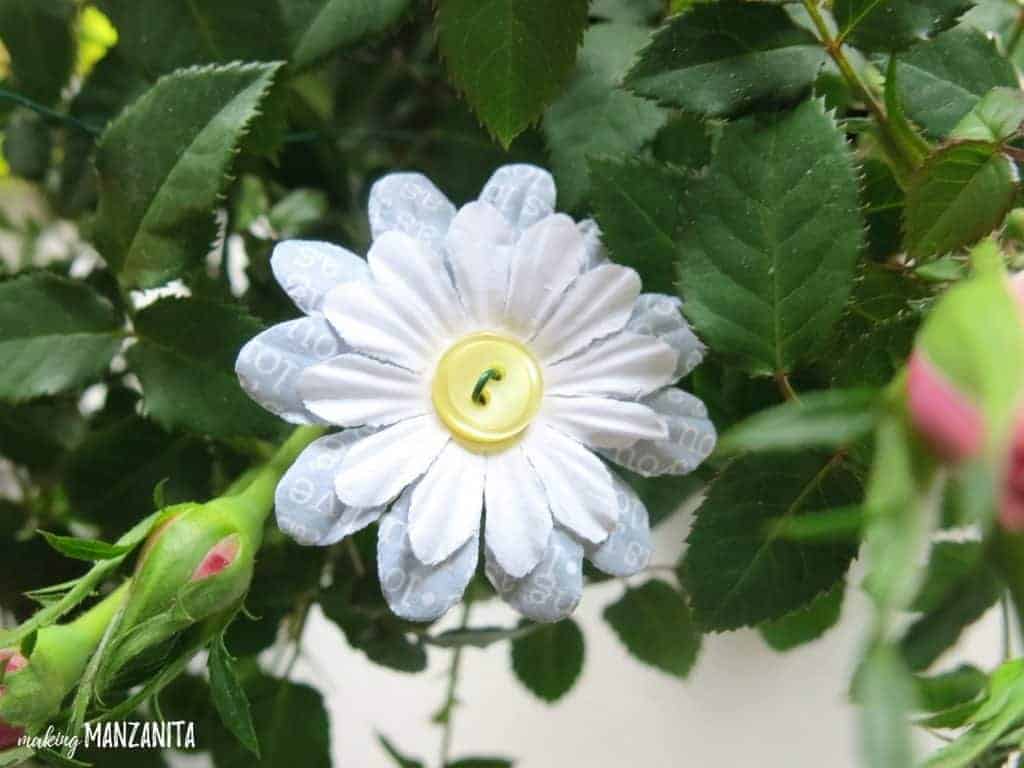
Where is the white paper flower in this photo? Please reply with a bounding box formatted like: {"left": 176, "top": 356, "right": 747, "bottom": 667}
{"left": 236, "top": 165, "right": 716, "bottom": 622}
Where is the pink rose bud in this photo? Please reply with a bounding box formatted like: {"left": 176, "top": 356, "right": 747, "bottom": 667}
{"left": 190, "top": 534, "right": 241, "bottom": 582}
{"left": 0, "top": 652, "right": 26, "bottom": 675}
{"left": 907, "top": 351, "right": 986, "bottom": 462}
{"left": 0, "top": 689, "right": 24, "bottom": 751}
{"left": 1000, "top": 415, "right": 1024, "bottom": 532}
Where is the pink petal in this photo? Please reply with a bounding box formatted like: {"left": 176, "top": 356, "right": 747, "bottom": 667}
{"left": 0, "top": 651, "right": 26, "bottom": 674}
{"left": 906, "top": 351, "right": 985, "bottom": 462}
{"left": 0, "top": 688, "right": 24, "bottom": 751}
{"left": 1000, "top": 413, "right": 1024, "bottom": 532}
{"left": 190, "top": 534, "right": 241, "bottom": 582}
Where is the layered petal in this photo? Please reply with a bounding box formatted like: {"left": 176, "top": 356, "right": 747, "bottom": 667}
{"left": 545, "top": 331, "right": 677, "bottom": 398}
{"left": 446, "top": 202, "right": 515, "bottom": 329}
{"left": 600, "top": 387, "right": 717, "bottom": 477}
{"left": 483, "top": 445, "right": 552, "bottom": 577}
{"left": 585, "top": 471, "right": 653, "bottom": 577}
{"left": 368, "top": 172, "right": 455, "bottom": 253}
{"left": 236, "top": 316, "right": 346, "bottom": 424}
{"left": 485, "top": 527, "right": 583, "bottom": 623}
{"left": 907, "top": 351, "right": 985, "bottom": 463}
{"left": 379, "top": 484, "right": 478, "bottom": 622}
{"left": 276, "top": 430, "right": 386, "bottom": 546}
{"left": 298, "top": 353, "right": 428, "bottom": 427}
{"left": 578, "top": 219, "right": 609, "bottom": 271}
{"left": 367, "top": 231, "right": 467, "bottom": 341}
{"left": 626, "top": 294, "right": 706, "bottom": 380}
{"left": 409, "top": 442, "right": 486, "bottom": 564}
{"left": 522, "top": 425, "right": 618, "bottom": 544}
{"left": 503, "top": 214, "right": 587, "bottom": 338}
{"left": 271, "top": 240, "right": 369, "bottom": 315}
{"left": 1000, "top": 413, "right": 1024, "bottom": 532}
{"left": 540, "top": 395, "right": 667, "bottom": 449}
{"left": 335, "top": 415, "right": 450, "bottom": 507}
{"left": 530, "top": 264, "right": 641, "bottom": 365}
{"left": 479, "top": 164, "right": 556, "bottom": 233}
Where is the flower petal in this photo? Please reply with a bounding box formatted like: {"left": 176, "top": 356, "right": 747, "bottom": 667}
{"left": 522, "top": 425, "right": 618, "bottom": 543}
{"left": 545, "top": 331, "right": 677, "bottom": 398}
{"left": 540, "top": 395, "right": 667, "bottom": 449}
{"left": 907, "top": 351, "right": 985, "bottom": 463}
{"left": 367, "top": 230, "right": 467, "bottom": 341}
{"left": 236, "top": 316, "right": 346, "bottom": 424}
{"left": 479, "top": 164, "right": 556, "bottom": 233}
{"left": 503, "top": 214, "right": 587, "bottom": 338}
{"left": 578, "top": 219, "right": 608, "bottom": 270}
{"left": 368, "top": 172, "right": 456, "bottom": 253}
{"left": 275, "top": 430, "right": 386, "bottom": 546}
{"left": 379, "top": 484, "right": 479, "bottom": 622}
{"left": 600, "top": 387, "right": 717, "bottom": 477}
{"left": 323, "top": 280, "right": 444, "bottom": 371}
{"left": 271, "top": 240, "right": 369, "bottom": 315}
{"left": 335, "top": 415, "right": 450, "bottom": 507}
{"left": 446, "top": 202, "right": 515, "bottom": 329}
{"left": 531, "top": 264, "right": 641, "bottom": 364}
{"left": 483, "top": 446, "right": 552, "bottom": 577}
{"left": 626, "top": 294, "right": 706, "bottom": 380}
{"left": 409, "top": 442, "right": 485, "bottom": 564}
{"left": 485, "top": 527, "right": 583, "bottom": 623}
{"left": 585, "top": 471, "right": 652, "bottom": 577}
{"left": 298, "top": 353, "right": 428, "bottom": 427}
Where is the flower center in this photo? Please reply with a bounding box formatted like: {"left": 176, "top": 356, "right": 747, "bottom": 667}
{"left": 432, "top": 332, "right": 543, "bottom": 452}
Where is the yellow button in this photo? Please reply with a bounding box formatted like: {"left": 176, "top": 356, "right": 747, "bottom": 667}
{"left": 432, "top": 332, "right": 543, "bottom": 452}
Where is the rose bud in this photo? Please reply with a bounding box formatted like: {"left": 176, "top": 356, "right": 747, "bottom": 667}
{"left": 906, "top": 351, "right": 986, "bottom": 463}
{"left": 1000, "top": 415, "right": 1024, "bottom": 532}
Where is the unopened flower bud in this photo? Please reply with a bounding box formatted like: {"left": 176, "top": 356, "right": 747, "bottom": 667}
{"left": 906, "top": 351, "right": 986, "bottom": 463}
{"left": 1000, "top": 415, "right": 1024, "bottom": 532}
{"left": 0, "top": 689, "right": 24, "bottom": 750}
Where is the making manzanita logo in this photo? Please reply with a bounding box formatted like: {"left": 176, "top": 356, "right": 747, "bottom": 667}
{"left": 17, "top": 721, "right": 197, "bottom": 758}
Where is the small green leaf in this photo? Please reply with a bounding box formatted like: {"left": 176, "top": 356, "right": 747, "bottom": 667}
{"left": 676, "top": 99, "right": 863, "bottom": 375}
{"left": 904, "top": 141, "right": 1017, "bottom": 261}
{"left": 208, "top": 632, "right": 261, "bottom": 758}
{"left": 378, "top": 735, "right": 425, "bottom": 768}
{"left": 510, "top": 619, "right": 584, "bottom": 702}
{"left": 719, "top": 389, "right": 880, "bottom": 455}
{"left": 0, "top": 0, "right": 74, "bottom": 104}
{"left": 915, "top": 665, "right": 988, "bottom": 714}
{"left": 0, "top": 272, "right": 122, "bottom": 402}
{"left": 38, "top": 530, "right": 132, "bottom": 562}
{"left": 833, "top": 0, "right": 972, "bottom": 53}
{"left": 19, "top": 629, "right": 37, "bottom": 658}
{"left": 447, "top": 760, "right": 514, "bottom": 768}
{"left": 427, "top": 625, "right": 530, "bottom": 649}
{"left": 759, "top": 580, "right": 844, "bottom": 652}
{"left": 436, "top": 0, "right": 588, "bottom": 147}
{"left": 604, "top": 580, "right": 701, "bottom": 678}
{"left": 951, "top": 86, "right": 1024, "bottom": 142}
{"left": 96, "top": 62, "right": 281, "bottom": 288}
{"left": 624, "top": 2, "right": 826, "bottom": 118}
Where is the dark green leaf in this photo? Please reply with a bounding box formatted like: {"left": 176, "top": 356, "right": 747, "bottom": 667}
{"left": 96, "top": 62, "right": 281, "bottom": 288}
{"left": 834, "top": 0, "right": 973, "bottom": 53}
{"left": 895, "top": 25, "right": 1016, "bottom": 138}
{"left": 915, "top": 665, "right": 988, "bottom": 713}
{"left": 208, "top": 633, "right": 261, "bottom": 758}
{"left": 321, "top": 587, "right": 428, "bottom": 673}
{"left": 759, "top": 580, "right": 845, "bottom": 651}
{"left": 0, "top": 398, "right": 85, "bottom": 469}
{"left": 19, "top": 629, "right": 36, "bottom": 658}
{"left": 719, "top": 389, "right": 880, "bottom": 454}
{"left": 591, "top": 0, "right": 662, "bottom": 24}
{"left": 603, "top": 580, "right": 701, "bottom": 677}
{"left": 436, "top": 0, "right": 588, "bottom": 147}
{"left": 904, "top": 141, "right": 1017, "bottom": 260}
{"left": 378, "top": 735, "right": 425, "bottom": 768}
{"left": 0, "top": 0, "right": 74, "bottom": 104}
{"left": 127, "top": 297, "right": 283, "bottom": 438}
{"left": 282, "top": 0, "right": 413, "bottom": 69}
{"left": 682, "top": 453, "right": 861, "bottom": 630}
{"left": 624, "top": 2, "right": 827, "bottom": 118}
{"left": 652, "top": 113, "right": 714, "bottom": 170}
{"left": 863, "top": 158, "right": 905, "bottom": 262}
{"left": 951, "top": 86, "right": 1024, "bottom": 142}
{"left": 447, "top": 760, "right": 513, "bottom": 768}
{"left": 676, "top": 99, "right": 863, "bottom": 375}
{"left": 623, "top": 470, "right": 706, "bottom": 527}
{"left": 510, "top": 619, "right": 584, "bottom": 702}
{"left": 3, "top": 111, "right": 52, "bottom": 180}
{"left": 543, "top": 22, "right": 667, "bottom": 207}
{"left": 588, "top": 157, "right": 686, "bottom": 294}
{"left": 0, "top": 272, "right": 122, "bottom": 402}
{"left": 37, "top": 530, "right": 131, "bottom": 561}
{"left": 427, "top": 625, "right": 527, "bottom": 649}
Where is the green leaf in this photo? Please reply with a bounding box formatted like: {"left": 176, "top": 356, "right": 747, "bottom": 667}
{"left": 719, "top": 389, "right": 880, "bottom": 455}
{"left": 682, "top": 452, "right": 861, "bottom": 631}
{"left": 676, "top": 99, "right": 864, "bottom": 375}
{"left": 435, "top": 0, "right": 588, "bottom": 147}
{"left": 903, "top": 141, "right": 1017, "bottom": 260}
{"left": 915, "top": 665, "right": 988, "bottom": 714}
{"left": 895, "top": 25, "right": 1017, "bottom": 138}
{"left": 542, "top": 22, "right": 667, "bottom": 208}
{"left": 427, "top": 625, "right": 530, "bottom": 649}
{"left": 863, "top": 157, "right": 905, "bottom": 261}
{"left": 127, "top": 297, "right": 283, "bottom": 438}
{"left": 0, "top": 0, "right": 74, "bottom": 104}
{"left": 859, "top": 643, "right": 917, "bottom": 768}
{"left": 0, "top": 272, "right": 122, "bottom": 402}
{"left": 37, "top": 531, "right": 132, "bottom": 562}
{"left": 588, "top": 158, "right": 686, "bottom": 294}
{"left": 19, "top": 629, "right": 37, "bottom": 659}
{"left": 378, "top": 735, "right": 425, "bottom": 768}
{"left": 951, "top": 86, "right": 1024, "bottom": 142}
{"left": 282, "top": 0, "right": 412, "bottom": 69}
{"left": 759, "top": 580, "right": 845, "bottom": 651}
{"left": 208, "top": 632, "right": 261, "bottom": 758}
{"left": 623, "top": 470, "right": 706, "bottom": 527}
{"left": 510, "top": 619, "right": 584, "bottom": 702}
{"left": 447, "top": 760, "right": 513, "bottom": 768}
{"left": 321, "top": 586, "right": 428, "bottom": 673}
{"left": 833, "top": 0, "right": 973, "bottom": 53}
{"left": 603, "top": 580, "right": 701, "bottom": 678}
{"left": 95, "top": 62, "right": 281, "bottom": 288}
{"left": 0, "top": 398, "right": 86, "bottom": 470}
{"left": 624, "top": 2, "right": 827, "bottom": 118}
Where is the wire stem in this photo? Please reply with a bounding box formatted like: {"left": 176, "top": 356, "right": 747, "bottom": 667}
{"left": 0, "top": 86, "right": 100, "bottom": 136}
{"left": 439, "top": 602, "right": 471, "bottom": 767}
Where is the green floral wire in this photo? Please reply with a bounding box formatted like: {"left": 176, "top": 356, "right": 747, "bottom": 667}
{"left": 0, "top": 85, "right": 101, "bottom": 136}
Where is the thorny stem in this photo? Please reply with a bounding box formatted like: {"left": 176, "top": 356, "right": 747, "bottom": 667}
{"left": 774, "top": 371, "right": 800, "bottom": 403}
{"left": 439, "top": 602, "right": 472, "bottom": 768}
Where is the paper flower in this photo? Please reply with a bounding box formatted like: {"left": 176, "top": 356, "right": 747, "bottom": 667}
{"left": 236, "top": 165, "right": 716, "bottom": 621}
